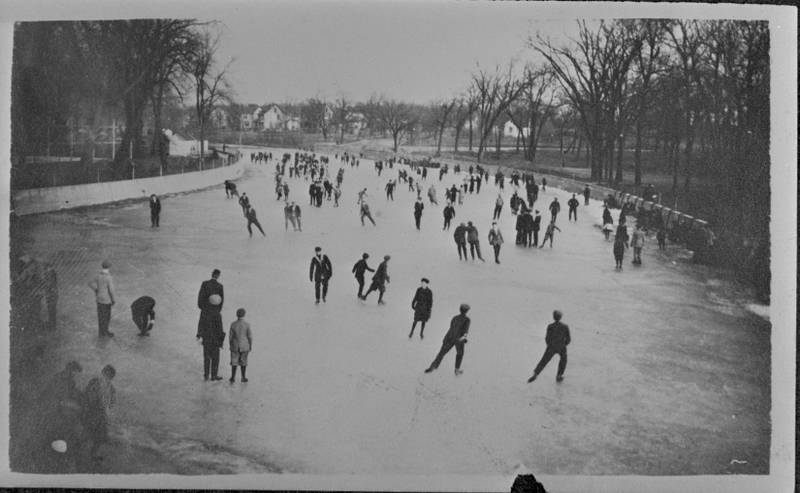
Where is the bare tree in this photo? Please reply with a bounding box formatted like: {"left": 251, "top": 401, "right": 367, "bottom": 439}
{"left": 429, "top": 98, "right": 457, "bottom": 156}
{"left": 190, "top": 30, "right": 231, "bottom": 168}
{"left": 302, "top": 97, "right": 331, "bottom": 139}
{"left": 471, "top": 63, "right": 526, "bottom": 162}
{"left": 375, "top": 98, "right": 416, "bottom": 152}
{"left": 333, "top": 95, "right": 351, "bottom": 144}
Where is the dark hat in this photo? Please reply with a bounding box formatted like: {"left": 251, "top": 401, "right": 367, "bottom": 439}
{"left": 102, "top": 364, "right": 116, "bottom": 379}
{"left": 101, "top": 260, "right": 111, "bottom": 269}
{"left": 459, "top": 303, "right": 470, "bottom": 313}
{"left": 384, "top": 255, "right": 391, "bottom": 260}
{"left": 421, "top": 277, "right": 429, "bottom": 283}
{"left": 553, "top": 310, "right": 563, "bottom": 321}
{"left": 535, "top": 210, "right": 540, "bottom": 214}
{"left": 212, "top": 269, "right": 221, "bottom": 278}
{"left": 236, "top": 308, "right": 246, "bottom": 318}
{"left": 362, "top": 253, "right": 369, "bottom": 259}
{"left": 315, "top": 246, "right": 322, "bottom": 252}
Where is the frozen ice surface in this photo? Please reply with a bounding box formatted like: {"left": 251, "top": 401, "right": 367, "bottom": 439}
{"left": 16, "top": 148, "right": 770, "bottom": 475}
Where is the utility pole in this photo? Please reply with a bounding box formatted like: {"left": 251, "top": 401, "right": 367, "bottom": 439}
{"left": 111, "top": 119, "right": 116, "bottom": 160}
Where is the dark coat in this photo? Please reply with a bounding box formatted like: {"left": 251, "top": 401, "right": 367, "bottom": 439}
{"left": 197, "top": 279, "right": 224, "bottom": 344}
{"left": 411, "top": 287, "right": 433, "bottom": 321}
{"left": 568, "top": 198, "right": 579, "bottom": 209}
{"left": 443, "top": 313, "right": 470, "bottom": 344}
{"left": 443, "top": 205, "right": 455, "bottom": 220}
{"left": 521, "top": 212, "right": 534, "bottom": 232}
{"left": 532, "top": 215, "right": 542, "bottom": 231}
{"left": 310, "top": 255, "right": 333, "bottom": 282}
{"left": 149, "top": 197, "right": 161, "bottom": 214}
{"left": 352, "top": 259, "right": 374, "bottom": 279}
{"left": 414, "top": 201, "right": 424, "bottom": 217}
{"left": 371, "top": 260, "right": 390, "bottom": 286}
{"left": 545, "top": 321, "right": 571, "bottom": 350}
{"left": 130, "top": 296, "right": 155, "bottom": 320}
{"left": 603, "top": 208, "right": 614, "bottom": 225}
{"left": 453, "top": 224, "right": 467, "bottom": 243}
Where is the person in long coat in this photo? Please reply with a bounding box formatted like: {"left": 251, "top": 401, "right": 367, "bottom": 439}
{"left": 196, "top": 269, "right": 225, "bottom": 380}
{"left": 149, "top": 194, "right": 161, "bottom": 227}
{"left": 613, "top": 235, "right": 626, "bottom": 269}
{"left": 409, "top": 278, "right": 433, "bottom": 339}
{"left": 351, "top": 253, "right": 375, "bottom": 298}
{"left": 309, "top": 247, "right": 333, "bottom": 303}
{"left": 361, "top": 255, "right": 390, "bottom": 304}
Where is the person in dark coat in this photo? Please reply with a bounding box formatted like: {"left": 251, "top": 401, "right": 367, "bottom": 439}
{"left": 309, "top": 247, "right": 333, "bottom": 304}
{"left": 488, "top": 222, "right": 504, "bottom": 264}
{"left": 567, "top": 194, "right": 579, "bottom": 221}
{"left": 149, "top": 194, "right": 161, "bottom": 227}
{"left": 246, "top": 207, "right": 266, "bottom": 237}
{"left": 424, "top": 303, "right": 470, "bottom": 375}
{"left": 548, "top": 197, "right": 561, "bottom": 224}
{"left": 409, "top": 278, "right": 433, "bottom": 339}
{"left": 130, "top": 295, "right": 155, "bottom": 336}
{"left": 466, "top": 221, "right": 485, "bottom": 261}
{"left": 520, "top": 209, "right": 534, "bottom": 247}
{"left": 583, "top": 185, "right": 591, "bottom": 206}
{"left": 413, "top": 198, "right": 424, "bottom": 230}
{"left": 361, "top": 255, "right": 390, "bottom": 304}
{"left": 532, "top": 211, "right": 542, "bottom": 247}
{"left": 351, "top": 253, "right": 375, "bottom": 298}
{"left": 238, "top": 193, "right": 250, "bottom": 217}
{"left": 515, "top": 211, "right": 525, "bottom": 245}
{"left": 613, "top": 235, "right": 626, "bottom": 269}
{"left": 527, "top": 310, "right": 570, "bottom": 383}
{"left": 443, "top": 202, "right": 456, "bottom": 230}
{"left": 454, "top": 222, "right": 468, "bottom": 260}
{"left": 197, "top": 269, "right": 225, "bottom": 381}
{"left": 82, "top": 364, "right": 116, "bottom": 462}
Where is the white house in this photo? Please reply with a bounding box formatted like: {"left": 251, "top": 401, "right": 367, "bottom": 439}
{"left": 349, "top": 112, "right": 367, "bottom": 134}
{"left": 163, "top": 129, "right": 209, "bottom": 156}
{"left": 262, "top": 104, "right": 285, "bottom": 130}
{"left": 503, "top": 121, "right": 531, "bottom": 138}
{"left": 285, "top": 116, "right": 301, "bottom": 131}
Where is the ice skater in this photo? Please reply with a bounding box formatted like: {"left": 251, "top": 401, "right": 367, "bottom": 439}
{"left": 583, "top": 185, "right": 590, "bottom": 206}
{"left": 360, "top": 200, "right": 377, "bottom": 226}
{"left": 361, "top": 255, "right": 390, "bottom": 304}
{"left": 130, "top": 295, "right": 155, "bottom": 336}
{"left": 245, "top": 207, "right": 266, "bottom": 237}
{"left": 613, "top": 234, "right": 626, "bottom": 269}
{"left": 493, "top": 194, "right": 503, "bottom": 220}
{"left": 197, "top": 269, "right": 224, "bottom": 381}
{"left": 149, "top": 194, "right": 161, "bottom": 227}
{"left": 567, "top": 194, "right": 579, "bottom": 221}
{"left": 351, "top": 253, "right": 375, "bottom": 298}
{"left": 424, "top": 303, "right": 470, "bottom": 375}
{"left": 488, "top": 222, "right": 504, "bottom": 264}
{"left": 443, "top": 201, "right": 456, "bottom": 230}
{"left": 88, "top": 260, "right": 116, "bottom": 338}
{"left": 454, "top": 222, "right": 468, "bottom": 261}
{"left": 82, "top": 364, "right": 117, "bottom": 464}
{"left": 631, "top": 225, "right": 645, "bottom": 265}
{"left": 527, "top": 310, "right": 570, "bottom": 383}
{"left": 413, "top": 197, "right": 424, "bottom": 230}
{"left": 409, "top": 278, "right": 433, "bottom": 339}
{"left": 539, "top": 220, "right": 561, "bottom": 248}
{"left": 228, "top": 308, "right": 253, "bottom": 383}
{"left": 548, "top": 197, "right": 561, "bottom": 224}
{"left": 466, "top": 221, "right": 485, "bottom": 261}
{"left": 239, "top": 193, "right": 250, "bottom": 217}
{"left": 309, "top": 247, "right": 333, "bottom": 304}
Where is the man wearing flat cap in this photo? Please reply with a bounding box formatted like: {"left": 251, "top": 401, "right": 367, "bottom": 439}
{"left": 409, "top": 278, "right": 433, "bottom": 339}
{"left": 425, "top": 303, "right": 470, "bottom": 375}
{"left": 88, "top": 260, "right": 115, "bottom": 337}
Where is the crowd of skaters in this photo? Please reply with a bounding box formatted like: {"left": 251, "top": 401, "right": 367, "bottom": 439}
{"left": 38, "top": 146, "right": 673, "bottom": 471}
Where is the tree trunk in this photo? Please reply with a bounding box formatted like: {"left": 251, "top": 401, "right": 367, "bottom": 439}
{"left": 495, "top": 127, "right": 502, "bottom": 159}
{"left": 576, "top": 134, "right": 582, "bottom": 159}
{"left": 683, "top": 135, "right": 694, "bottom": 192}
{"left": 468, "top": 117, "right": 473, "bottom": 152}
{"left": 671, "top": 141, "right": 679, "bottom": 209}
{"left": 634, "top": 121, "right": 643, "bottom": 186}
{"left": 454, "top": 125, "right": 462, "bottom": 153}
{"left": 614, "top": 133, "right": 624, "bottom": 184}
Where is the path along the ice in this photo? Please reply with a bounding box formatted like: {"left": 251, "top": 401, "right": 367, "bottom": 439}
{"left": 17, "top": 148, "right": 770, "bottom": 475}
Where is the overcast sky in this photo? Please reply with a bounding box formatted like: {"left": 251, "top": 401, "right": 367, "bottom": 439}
{"left": 212, "top": 2, "right": 572, "bottom": 105}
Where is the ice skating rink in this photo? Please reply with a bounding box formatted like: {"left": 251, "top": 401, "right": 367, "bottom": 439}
{"left": 13, "top": 148, "right": 771, "bottom": 476}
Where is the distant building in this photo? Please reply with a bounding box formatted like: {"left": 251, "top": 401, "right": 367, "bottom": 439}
{"left": 285, "top": 116, "right": 301, "bottom": 131}
{"left": 349, "top": 112, "right": 367, "bottom": 135}
{"left": 262, "top": 104, "right": 285, "bottom": 130}
{"left": 503, "top": 121, "right": 530, "bottom": 138}
{"left": 210, "top": 108, "right": 230, "bottom": 129}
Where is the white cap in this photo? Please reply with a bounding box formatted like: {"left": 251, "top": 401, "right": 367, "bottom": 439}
{"left": 51, "top": 440, "right": 67, "bottom": 453}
